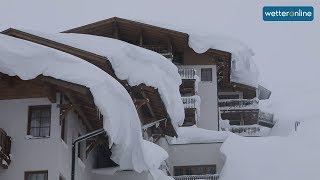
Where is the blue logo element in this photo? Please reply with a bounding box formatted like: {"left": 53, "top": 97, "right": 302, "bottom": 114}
{"left": 263, "top": 6, "right": 314, "bottom": 21}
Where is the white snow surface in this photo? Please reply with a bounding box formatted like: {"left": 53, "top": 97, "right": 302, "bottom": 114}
{"left": 220, "top": 118, "right": 320, "bottom": 180}
{"left": 169, "top": 126, "right": 230, "bottom": 144}
{"left": 0, "top": 34, "right": 168, "bottom": 173}
{"left": 23, "top": 30, "right": 185, "bottom": 129}
{"left": 137, "top": 19, "right": 259, "bottom": 87}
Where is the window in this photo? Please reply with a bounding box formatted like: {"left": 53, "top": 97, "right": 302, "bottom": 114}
{"left": 28, "top": 106, "right": 51, "bottom": 137}
{"left": 174, "top": 165, "right": 216, "bottom": 176}
{"left": 201, "top": 68, "right": 212, "bottom": 82}
{"left": 25, "top": 171, "right": 48, "bottom": 180}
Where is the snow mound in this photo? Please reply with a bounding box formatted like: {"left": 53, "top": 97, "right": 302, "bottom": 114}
{"left": 137, "top": 19, "right": 259, "bottom": 87}
{"left": 169, "top": 126, "right": 230, "bottom": 144}
{"left": 220, "top": 118, "right": 320, "bottom": 180}
{"left": 0, "top": 34, "right": 168, "bottom": 172}
{"left": 24, "top": 30, "right": 185, "bottom": 128}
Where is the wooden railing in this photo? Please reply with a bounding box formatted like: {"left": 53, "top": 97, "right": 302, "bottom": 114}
{"left": 218, "top": 98, "right": 258, "bottom": 111}
{"left": 178, "top": 68, "right": 197, "bottom": 80}
{"left": 0, "top": 128, "right": 11, "bottom": 168}
{"left": 229, "top": 125, "right": 263, "bottom": 136}
{"left": 257, "top": 111, "right": 275, "bottom": 128}
{"left": 181, "top": 96, "right": 198, "bottom": 109}
{"left": 173, "top": 174, "right": 219, "bottom": 180}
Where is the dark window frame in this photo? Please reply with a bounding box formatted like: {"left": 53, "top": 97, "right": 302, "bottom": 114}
{"left": 60, "top": 117, "right": 67, "bottom": 143}
{"left": 174, "top": 165, "right": 216, "bottom": 176}
{"left": 201, "top": 68, "right": 213, "bottom": 82}
{"left": 25, "top": 170, "right": 48, "bottom": 180}
{"left": 27, "top": 105, "right": 52, "bottom": 137}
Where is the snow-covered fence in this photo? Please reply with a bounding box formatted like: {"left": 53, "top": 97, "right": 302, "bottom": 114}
{"left": 218, "top": 98, "right": 258, "bottom": 110}
{"left": 178, "top": 68, "right": 197, "bottom": 79}
{"left": 257, "top": 111, "right": 275, "bottom": 128}
{"left": 173, "top": 174, "right": 219, "bottom": 180}
{"left": 229, "top": 125, "right": 262, "bottom": 136}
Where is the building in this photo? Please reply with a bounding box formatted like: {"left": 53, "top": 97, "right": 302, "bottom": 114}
{"left": 0, "top": 17, "right": 274, "bottom": 180}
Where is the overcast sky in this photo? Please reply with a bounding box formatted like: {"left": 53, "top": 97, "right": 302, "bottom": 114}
{"left": 1, "top": 0, "right": 319, "bottom": 128}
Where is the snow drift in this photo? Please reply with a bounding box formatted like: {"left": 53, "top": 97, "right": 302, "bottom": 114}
{"left": 24, "top": 30, "right": 185, "bottom": 128}
{"left": 0, "top": 34, "right": 168, "bottom": 172}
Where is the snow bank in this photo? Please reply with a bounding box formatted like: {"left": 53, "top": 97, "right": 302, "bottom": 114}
{"left": 169, "top": 126, "right": 230, "bottom": 144}
{"left": 137, "top": 19, "right": 259, "bottom": 87}
{"left": 0, "top": 34, "right": 168, "bottom": 172}
{"left": 220, "top": 118, "right": 320, "bottom": 180}
{"left": 24, "top": 30, "right": 185, "bottom": 128}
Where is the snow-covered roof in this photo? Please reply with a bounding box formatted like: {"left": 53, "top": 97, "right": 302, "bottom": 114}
{"left": 23, "top": 30, "right": 185, "bottom": 129}
{"left": 168, "top": 126, "right": 230, "bottom": 144}
{"left": 0, "top": 34, "right": 168, "bottom": 172}
{"left": 67, "top": 17, "right": 259, "bottom": 87}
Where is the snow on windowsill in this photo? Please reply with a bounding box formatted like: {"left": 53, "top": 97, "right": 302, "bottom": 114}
{"left": 25, "top": 135, "right": 50, "bottom": 140}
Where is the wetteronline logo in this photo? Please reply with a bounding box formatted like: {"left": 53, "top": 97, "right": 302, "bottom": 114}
{"left": 263, "top": 6, "right": 314, "bottom": 21}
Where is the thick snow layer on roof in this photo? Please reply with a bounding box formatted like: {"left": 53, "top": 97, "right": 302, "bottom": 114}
{"left": 25, "top": 30, "right": 185, "bottom": 128}
{"left": 137, "top": 19, "right": 259, "bottom": 87}
{"left": 220, "top": 118, "right": 320, "bottom": 180}
{"left": 0, "top": 34, "right": 168, "bottom": 173}
{"left": 169, "top": 126, "right": 230, "bottom": 144}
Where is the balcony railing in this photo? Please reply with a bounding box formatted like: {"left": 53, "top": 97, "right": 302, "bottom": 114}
{"left": 173, "top": 174, "right": 219, "bottom": 180}
{"left": 218, "top": 98, "right": 259, "bottom": 111}
{"left": 181, "top": 96, "right": 199, "bottom": 109}
{"left": 258, "top": 111, "right": 275, "bottom": 128}
{"left": 0, "top": 128, "right": 11, "bottom": 168}
{"left": 142, "top": 45, "right": 173, "bottom": 60}
{"left": 178, "top": 68, "right": 197, "bottom": 80}
{"left": 229, "top": 125, "right": 263, "bottom": 136}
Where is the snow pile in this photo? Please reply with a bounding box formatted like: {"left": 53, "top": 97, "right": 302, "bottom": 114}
{"left": 138, "top": 19, "right": 259, "bottom": 87}
{"left": 0, "top": 34, "right": 168, "bottom": 173}
{"left": 169, "top": 126, "right": 230, "bottom": 144}
{"left": 220, "top": 118, "right": 320, "bottom": 180}
{"left": 25, "top": 30, "right": 185, "bottom": 128}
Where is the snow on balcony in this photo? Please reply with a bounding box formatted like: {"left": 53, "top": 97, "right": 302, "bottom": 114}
{"left": 228, "top": 125, "right": 270, "bottom": 137}
{"left": 173, "top": 174, "right": 219, "bottom": 180}
{"left": 218, "top": 98, "right": 259, "bottom": 111}
{"left": 178, "top": 68, "right": 197, "bottom": 80}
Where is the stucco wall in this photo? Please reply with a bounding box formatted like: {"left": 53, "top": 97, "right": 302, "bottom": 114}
{"left": 166, "top": 142, "right": 224, "bottom": 175}
{"left": 179, "top": 65, "right": 219, "bottom": 131}
{"left": 0, "top": 96, "right": 95, "bottom": 180}
{"left": 91, "top": 170, "right": 153, "bottom": 180}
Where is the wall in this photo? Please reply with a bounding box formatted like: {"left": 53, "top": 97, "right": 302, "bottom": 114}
{"left": 179, "top": 65, "right": 219, "bottom": 131}
{"left": 0, "top": 96, "right": 96, "bottom": 180}
{"left": 91, "top": 170, "right": 153, "bottom": 180}
{"left": 166, "top": 142, "right": 225, "bottom": 175}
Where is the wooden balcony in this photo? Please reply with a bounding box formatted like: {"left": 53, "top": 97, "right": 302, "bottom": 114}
{"left": 0, "top": 128, "right": 11, "bottom": 169}
{"left": 173, "top": 174, "right": 219, "bottom": 180}
{"left": 229, "top": 125, "right": 264, "bottom": 137}
{"left": 178, "top": 68, "right": 197, "bottom": 96}
{"left": 218, "top": 98, "right": 259, "bottom": 113}
{"left": 178, "top": 68, "right": 197, "bottom": 80}
{"left": 257, "top": 111, "right": 275, "bottom": 128}
{"left": 181, "top": 96, "right": 199, "bottom": 126}
{"left": 142, "top": 45, "right": 173, "bottom": 60}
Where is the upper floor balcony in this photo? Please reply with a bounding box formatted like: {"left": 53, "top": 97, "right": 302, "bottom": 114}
{"left": 142, "top": 45, "right": 173, "bottom": 60}
{"left": 181, "top": 96, "right": 200, "bottom": 126}
{"left": 178, "top": 68, "right": 197, "bottom": 80}
{"left": 0, "top": 128, "right": 11, "bottom": 169}
{"left": 218, "top": 98, "right": 259, "bottom": 113}
{"left": 228, "top": 125, "right": 267, "bottom": 137}
{"left": 257, "top": 111, "right": 275, "bottom": 128}
{"left": 178, "top": 68, "right": 198, "bottom": 96}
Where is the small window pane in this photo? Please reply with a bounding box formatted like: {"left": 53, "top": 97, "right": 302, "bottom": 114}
{"left": 30, "top": 128, "right": 40, "bottom": 137}
{"left": 32, "top": 110, "right": 40, "bottom": 119}
{"left": 201, "top": 68, "right": 212, "bottom": 81}
{"left": 41, "top": 110, "right": 50, "bottom": 118}
{"left": 40, "top": 128, "right": 50, "bottom": 137}
{"left": 31, "top": 118, "right": 40, "bottom": 127}
{"left": 28, "top": 106, "right": 51, "bottom": 137}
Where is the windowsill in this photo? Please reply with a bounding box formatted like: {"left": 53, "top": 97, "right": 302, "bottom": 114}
{"left": 25, "top": 135, "right": 50, "bottom": 140}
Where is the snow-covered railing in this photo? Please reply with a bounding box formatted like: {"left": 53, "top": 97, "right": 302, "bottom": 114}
{"left": 181, "top": 96, "right": 198, "bottom": 109}
{"left": 178, "top": 68, "right": 197, "bottom": 80}
{"left": 173, "top": 174, "right": 219, "bottom": 180}
{"left": 257, "top": 111, "right": 275, "bottom": 128}
{"left": 0, "top": 128, "right": 11, "bottom": 168}
{"left": 218, "top": 98, "right": 259, "bottom": 111}
{"left": 229, "top": 125, "right": 263, "bottom": 137}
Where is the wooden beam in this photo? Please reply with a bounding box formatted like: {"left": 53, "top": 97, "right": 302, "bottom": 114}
{"left": 65, "top": 93, "right": 93, "bottom": 130}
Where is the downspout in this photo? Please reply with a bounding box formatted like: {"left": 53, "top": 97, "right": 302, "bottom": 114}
{"left": 71, "top": 128, "right": 105, "bottom": 180}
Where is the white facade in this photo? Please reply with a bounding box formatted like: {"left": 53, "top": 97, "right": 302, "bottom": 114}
{"left": 179, "top": 65, "right": 219, "bottom": 131}
{"left": 0, "top": 96, "right": 96, "bottom": 180}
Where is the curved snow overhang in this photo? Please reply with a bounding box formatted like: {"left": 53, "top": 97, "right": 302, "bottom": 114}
{"left": 1, "top": 28, "right": 177, "bottom": 137}
{"left": 0, "top": 73, "right": 102, "bottom": 131}
{"left": 63, "top": 17, "right": 232, "bottom": 84}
